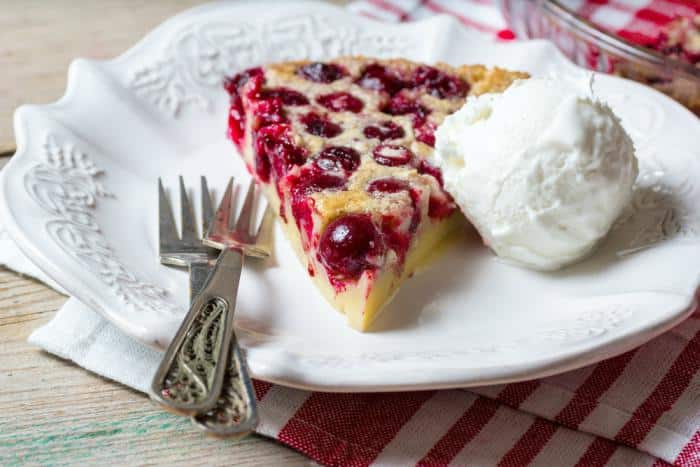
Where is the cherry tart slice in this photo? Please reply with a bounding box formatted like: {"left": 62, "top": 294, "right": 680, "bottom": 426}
{"left": 225, "top": 56, "right": 527, "bottom": 331}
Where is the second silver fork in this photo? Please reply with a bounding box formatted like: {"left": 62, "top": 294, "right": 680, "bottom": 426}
{"left": 151, "top": 176, "right": 266, "bottom": 437}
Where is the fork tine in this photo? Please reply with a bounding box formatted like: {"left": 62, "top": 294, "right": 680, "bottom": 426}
{"left": 253, "top": 204, "right": 275, "bottom": 256}
{"left": 159, "top": 178, "right": 180, "bottom": 249}
{"left": 179, "top": 176, "right": 198, "bottom": 242}
{"left": 234, "top": 181, "right": 256, "bottom": 237}
{"left": 208, "top": 177, "right": 234, "bottom": 239}
{"left": 201, "top": 176, "right": 214, "bottom": 235}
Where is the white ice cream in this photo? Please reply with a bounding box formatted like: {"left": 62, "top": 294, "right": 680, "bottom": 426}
{"left": 432, "top": 75, "right": 638, "bottom": 270}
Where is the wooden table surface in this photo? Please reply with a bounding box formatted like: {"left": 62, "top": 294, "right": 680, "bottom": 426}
{"left": 0, "top": 1, "right": 348, "bottom": 465}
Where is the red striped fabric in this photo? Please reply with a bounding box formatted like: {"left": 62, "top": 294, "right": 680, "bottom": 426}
{"left": 245, "top": 2, "right": 700, "bottom": 465}
{"left": 416, "top": 396, "right": 500, "bottom": 465}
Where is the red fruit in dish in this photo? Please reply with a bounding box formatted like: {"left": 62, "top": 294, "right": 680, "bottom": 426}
{"left": 318, "top": 214, "right": 383, "bottom": 280}
{"left": 372, "top": 144, "right": 413, "bottom": 166}
{"left": 227, "top": 93, "right": 246, "bottom": 148}
{"left": 363, "top": 121, "right": 405, "bottom": 141}
{"left": 254, "top": 124, "right": 306, "bottom": 182}
{"left": 366, "top": 177, "right": 410, "bottom": 194}
{"left": 428, "top": 195, "right": 455, "bottom": 219}
{"left": 382, "top": 94, "right": 429, "bottom": 120}
{"left": 416, "top": 158, "right": 444, "bottom": 187}
{"left": 297, "top": 62, "right": 347, "bottom": 83}
{"left": 290, "top": 167, "right": 347, "bottom": 241}
{"left": 225, "top": 67, "right": 265, "bottom": 148}
{"left": 356, "top": 63, "right": 405, "bottom": 95}
{"left": 262, "top": 87, "right": 310, "bottom": 106}
{"left": 301, "top": 112, "right": 343, "bottom": 138}
{"left": 415, "top": 120, "right": 437, "bottom": 147}
{"left": 317, "top": 92, "right": 364, "bottom": 113}
{"left": 224, "top": 67, "right": 264, "bottom": 95}
{"left": 368, "top": 178, "right": 421, "bottom": 232}
{"left": 251, "top": 98, "right": 287, "bottom": 129}
{"left": 411, "top": 65, "right": 468, "bottom": 98}
{"left": 314, "top": 146, "right": 361, "bottom": 174}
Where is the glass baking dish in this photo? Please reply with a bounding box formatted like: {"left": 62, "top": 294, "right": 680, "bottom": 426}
{"left": 500, "top": 0, "right": 700, "bottom": 115}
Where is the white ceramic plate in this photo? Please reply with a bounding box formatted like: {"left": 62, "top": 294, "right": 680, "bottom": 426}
{"left": 2, "top": 1, "right": 700, "bottom": 392}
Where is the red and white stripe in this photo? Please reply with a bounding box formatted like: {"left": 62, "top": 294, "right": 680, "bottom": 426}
{"left": 245, "top": 2, "right": 700, "bottom": 465}
{"left": 252, "top": 315, "right": 700, "bottom": 465}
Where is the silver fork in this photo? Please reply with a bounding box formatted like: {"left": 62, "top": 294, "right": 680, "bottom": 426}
{"left": 158, "top": 176, "right": 215, "bottom": 303}
{"left": 151, "top": 176, "right": 272, "bottom": 436}
{"left": 193, "top": 179, "right": 274, "bottom": 437}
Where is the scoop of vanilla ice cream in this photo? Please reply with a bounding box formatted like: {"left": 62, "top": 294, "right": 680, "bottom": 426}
{"left": 433, "top": 75, "right": 638, "bottom": 270}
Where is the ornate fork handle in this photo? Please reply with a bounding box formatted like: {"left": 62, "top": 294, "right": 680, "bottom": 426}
{"left": 192, "top": 335, "right": 259, "bottom": 437}
{"left": 151, "top": 248, "right": 243, "bottom": 414}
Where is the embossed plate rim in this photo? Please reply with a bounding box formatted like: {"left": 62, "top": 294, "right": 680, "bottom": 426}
{"left": 1, "top": 0, "right": 700, "bottom": 391}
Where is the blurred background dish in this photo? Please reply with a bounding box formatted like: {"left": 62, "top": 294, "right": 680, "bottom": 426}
{"left": 500, "top": 0, "right": 700, "bottom": 115}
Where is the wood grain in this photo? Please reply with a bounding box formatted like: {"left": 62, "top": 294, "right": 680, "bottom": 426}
{"left": 0, "top": 1, "right": 350, "bottom": 464}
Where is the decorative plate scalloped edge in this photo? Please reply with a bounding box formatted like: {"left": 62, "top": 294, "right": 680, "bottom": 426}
{"left": 1, "top": 0, "right": 700, "bottom": 391}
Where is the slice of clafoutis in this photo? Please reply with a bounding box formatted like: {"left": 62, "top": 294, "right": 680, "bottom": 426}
{"left": 225, "top": 56, "right": 527, "bottom": 331}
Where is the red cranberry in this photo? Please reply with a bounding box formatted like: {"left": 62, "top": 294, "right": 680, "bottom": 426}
{"left": 379, "top": 216, "right": 411, "bottom": 263}
{"left": 318, "top": 214, "right": 383, "bottom": 280}
{"left": 254, "top": 124, "right": 306, "bottom": 181}
{"left": 297, "top": 62, "right": 347, "bottom": 83}
{"left": 367, "top": 177, "right": 410, "bottom": 194}
{"left": 251, "top": 98, "right": 287, "bottom": 129}
{"left": 367, "top": 178, "right": 421, "bottom": 232}
{"left": 290, "top": 167, "right": 347, "bottom": 241}
{"left": 261, "top": 87, "right": 309, "bottom": 106}
{"left": 314, "top": 146, "right": 361, "bottom": 174}
{"left": 225, "top": 67, "right": 265, "bottom": 148}
{"left": 382, "top": 94, "right": 429, "bottom": 120}
{"left": 372, "top": 144, "right": 413, "bottom": 166}
{"left": 301, "top": 112, "right": 342, "bottom": 138}
{"left": 356, "top": 64, "right": 406, "bottom": 95}
{"left": 224, "top": 67, "right": 264, "bottom": 95}
{"left": 416, "top": 159, "right": 444, "bottom": 187}
{"left": 316, "top": 92, "right": 364, "bottom": 113}
{"left": 291, "top": 167, "right": 347, "bottom": 198}
{"left": 428, "top": 195, "right": 456, "bottom": 219}
{"left": 227, "top": 93, "right": 246, "bottom": 148}
{"left": 363, "top": 121, "right": 405, "bottom": 141}
{"left": 415, "top": 121, "right": 437, "bottom": 147}
{"left": 411, "top": 66, "right": 468, "bottom": 98}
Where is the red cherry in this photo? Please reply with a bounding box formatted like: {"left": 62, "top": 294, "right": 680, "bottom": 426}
{"left": 225, "top": 67, "right": 266, "bottom": 148}
{"left": 356, "top": 63, "right": 405, "bottom": 95}
{"left": 372, "top": 144, "right": 413, "bottom": 166}
{"left": 416, "top": 159, "right": 444, "bottom": 187}
{"left": 289, "top": 167, "right": 347, "bottom": 241}
{"left": 363, "top": 121, "right": 405, "bottom": 141}
{"left": 317, "top": 92, "right": 364, "bottom": 113}
{"left": 428, "top": 195, "right": 456, "bottom": 219}
{"left": 382, "top": 94, "right": 429, "bottom": 120}
{"left": 227, "top": 93, "right": 246, "bottom": 148}
{"left": 297, "top": 62, "right": 347, "bottom": 83}
{"left": 254, "top": 124, "right": 306, "bottom": 182}
{"left": 367, "top": 178, "right": 421, "bottom": 232}
{"left": 261, "top": 87, "right": 310, "bottom": 106}
{"left": 314, "top": 146, "right": 361, "bottom": 174}
{"left": 318, "top": 214, "right": 383, "bottom": 280}
{"left": 415, "top": 121, "right": 437, "bottom": 147}
{"left": 224, "top": 67, "right": 264, "bottom": 95}
{"left": 411, "top": 66, "right": 468, "bottom": 98}
{"left": 251, "top": 98, "right": 287, "bottom": 129}
{"left": 301, "top": 112, "right": 342, "bottom": 138}
{"left": 366, "top": 177, "right": 410, "bottom": 194}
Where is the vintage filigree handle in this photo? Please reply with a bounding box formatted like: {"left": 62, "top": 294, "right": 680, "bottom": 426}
{"left": 151, "top": 248, "right": 242, "bottom": 414}
{"left": 192, "top": 337, "right": 258, "bottom": 437}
